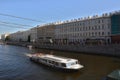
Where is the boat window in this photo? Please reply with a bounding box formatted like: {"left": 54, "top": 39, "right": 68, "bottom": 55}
{"left": 41, "top": 59, "right": 43, "bottom": 61}
{"left": 76, "top": 61, "right": 78, "bottom": 64}
{"left": 71, "top": 63, "right": 75, "bottom": 65}
{"left": 51, "top": 61, "right": 55, "bottom": 64}
{"left": 55, "top": 62, "right": 59, "bottom": 66}
{"left": 37, "top": 58, "right": 39, "bottom": 61}
{"left": 44, "top": 59, "right": 47, "bottom": 62}
{"left": 42, "top": 59, "right": 47, "bottom": 62}
{"left": 61, "top": 63, "right": 66, "bottom": 67}
{"left": 48, "top": 60, "right": 52, "bottom": 64}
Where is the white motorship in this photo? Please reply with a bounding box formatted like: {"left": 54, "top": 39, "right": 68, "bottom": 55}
{"left": 29, "top": 53, "right": 84, "bottom": 71}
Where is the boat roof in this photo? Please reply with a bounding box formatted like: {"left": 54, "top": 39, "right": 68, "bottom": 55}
{"left": 40, "top": 54, "right": 78, "bottom": 63}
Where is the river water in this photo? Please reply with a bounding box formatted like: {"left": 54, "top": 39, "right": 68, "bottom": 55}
{"left": 0, "top": 45, "right": 120, "bottom": 80}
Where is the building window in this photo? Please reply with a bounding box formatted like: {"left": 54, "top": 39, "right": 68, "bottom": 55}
{"left": 98, "top": 20, "right": 100, "bottom": 23}
{"left": 95, "top": 32, "right": 97, "bottom": 36}
{"left": 108, "top": 24, "right": 110, "bottom": 29}
{"left": 102, "top": 19, "right": 104, "bottom": 23}
{"left": 86, "top": 27, "right": 87, "bottom": 31}
{"left": 108, "top": 32, "right": 110, "bottom": 35}
{"left": 75, "top": 23, "right": 76, "bottom": 26}
{"left": 102, "top": 32, "right": 104, "bottom": 35}
{"left": 92, "top": 32, "right": 94, "bottom": 36}
{"left": 79, "top": 28, "right": 81, "bottom": 31}
{"left": 102, "top": 25, "right": 104, "bottom": 29}
{"left": 80, "top": 23, "right": 81, "bottom": 26}
{"left": 83, "top": 27, "right": 85, "bottom": 31}
{"left": 89, "top": 32, "right": 90, "bottom": 36}
{"left": 89, "top": 26, "right": 90, "bottom": 30}
{"left": 98, "top": 26, "right": 100, "bottom": 30}
{"left": 99, "top": 32, "right": 101, "bottom": 36}
{"left": 83, "top": 23, "right": 85, "bottom": 26}
{"left": 92, "top": 27, "right": 94, "bottom": 30}
{"left": 95, "top": 26, "right": 97, "bottom": 30}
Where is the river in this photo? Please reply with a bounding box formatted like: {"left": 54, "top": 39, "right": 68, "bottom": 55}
{"left": 0, "top": 45, "right": 120, "bottom": 80}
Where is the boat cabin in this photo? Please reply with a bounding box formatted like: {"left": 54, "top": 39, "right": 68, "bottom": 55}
{"left": 30, "top": 53, "right": 83, "bottom": 71}
{"left": 38, "top": 55, "right": 79, "bottom": 68}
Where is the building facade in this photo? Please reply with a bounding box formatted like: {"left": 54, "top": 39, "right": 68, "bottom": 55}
{"left": 30, "top": 27, "right": 37, "bottom": 42}
{"left": 54, "top": 11, "right": 120, "bottom": 45}
{"left": 55, "top": 15, "right": 111, "bottom": 45}
{"left": 9, "top": 27, "right": 37, "bottom": 42}
{"left": 8, "top": 11, "right": 120, "bottom": 45}
{"left": 37, "top": 24, "right": 55, "bottom": 44}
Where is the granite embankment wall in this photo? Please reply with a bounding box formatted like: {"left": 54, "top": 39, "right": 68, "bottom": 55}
{"left": 35, "top": 44, "right": 120, "bottom": 57}
{"left": 6, "top": 42, "right": 120, "bottom": 57}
